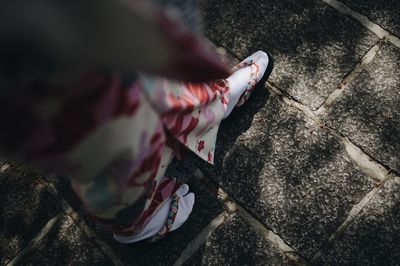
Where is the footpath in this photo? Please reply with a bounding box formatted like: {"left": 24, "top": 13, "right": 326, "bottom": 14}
{"left": 1, "top": 0, "right": 399, "bottom": 265}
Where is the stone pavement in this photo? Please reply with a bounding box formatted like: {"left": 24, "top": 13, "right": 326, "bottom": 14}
{"left": 1, "top": 0, "right": 399, "bottom": 265}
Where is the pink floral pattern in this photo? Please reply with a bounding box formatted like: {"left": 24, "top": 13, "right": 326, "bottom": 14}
{"left": 142, "top": 77, "right": 230, "bottom": 164}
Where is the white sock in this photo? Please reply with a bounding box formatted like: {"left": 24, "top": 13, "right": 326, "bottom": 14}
{"left": 223, "top": 66, "right": 252, "bottom": 119}
{"left": 223, "top": 51, "right": 270, "bottom": 119}
{"left": 113, "top": 184, "right": 195, "bottom": 244}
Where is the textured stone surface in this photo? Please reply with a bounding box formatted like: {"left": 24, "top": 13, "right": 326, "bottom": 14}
{"left": 0, "top": 163, "right": 61, "bottom": 265}
{"left": 324, "top": 43, "right": 400, "bottom": 173}
{"left": 340, "top": 0, "right": 400, "bottom": 37}
{"left": 17, "top": 215, "right": 113, "bottom": 265}
{"left": 199, "top": 92, "right": 374, "bottom": 259}
{"left": 201, "top": 0, "right": 377, "bottom": 109}
{"left": 82, "top": 178, "right": 224, "bottom": 266}
{"left": 318, "top": 179, "right": 400, "bottom": 265}
{"left": 185, "top": 214, "right": 292, "bottom": 266}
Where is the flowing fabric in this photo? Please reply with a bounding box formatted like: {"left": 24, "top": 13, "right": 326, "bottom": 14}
{"left": 16, "top": 53, "right": 262, "bottom": 235}
{"left": 0, "top": 0, "right": 266, "bottom": 236}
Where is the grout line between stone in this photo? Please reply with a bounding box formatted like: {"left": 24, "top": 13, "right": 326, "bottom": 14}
{"left": 6, "top": 211, "right": 64, "bottom": 266}
{"left": 266, "top": 81, "right": 316, "bottom": 120}
{"left": 310, "top": 181, "right": 385, "bottom": 263}
{"left": 1, "top": 162, "right": 10, "bottom": 172}
{"left": 173, "top": 211, "right": 231, "bottom": 266}
{"left": 315, "top": 42, "right": 381, "bottom": 115}
{"left": 320, "top": 0, "right": 400, "bottom": 48}
{"left": 328, "top": 131, "right": 390, "bottom": 181}
{"left": 43, "top": 181, "right": 123, "bottom": 266}
{"left": 216, "top": 187, "right": 311, "bottom": 266}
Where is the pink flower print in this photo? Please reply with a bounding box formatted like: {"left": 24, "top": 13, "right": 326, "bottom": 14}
{"left": 207, "top": 151, "right": 213, "bottom": 162}
{"left": 197, "top": 140, "right": 205, "bottom": 152}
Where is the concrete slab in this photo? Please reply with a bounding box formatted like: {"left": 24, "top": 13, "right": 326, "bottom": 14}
{"left": 15, "top": 215, "right": 113, "bottom": 265}
{"left": 0, "top": 163, "right": 61, "bottom": 265}
{"left": 323, "top": 43, "right": 400, "bottom": 173}
{"left": 201, "top": 0, "right": 377, "bottom": 109}
{"left": 340, "top": 0, "right": 400, "bottom": 37}
{"left": 184, "top": 214, "right": 292, "bottom": 266}
{"left": 199, "top": 92, "right": 374, "bottom": 259}
{"left": 317, "top": 179, "right": 400, "bottom": 265}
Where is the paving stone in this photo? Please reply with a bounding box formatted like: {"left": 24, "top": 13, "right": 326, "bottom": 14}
{"left": 184, "top": 214, "right": 292, "bottom": 266}
{"left": 340, "top": 0, "right": 400, "bottom": 37}
{"left": 0, "top": 162, "right": 61, "bottom": 265}
{"left": 16, "top": 215, "right": 113, "bottom": 265}
{"left": 318, "top": 179, "right": 400, "bottom": 265}
{"left": 201, "top": 0, "right": 377, "bottom": 109}
{"left": 323, "top": 43, "right": 400, "bottom": 173}
{"left": 198, "top": 91, "right": 374, "bottom": 259}
{"left": 80, "top": 178, "right": 224, "bottom": 266}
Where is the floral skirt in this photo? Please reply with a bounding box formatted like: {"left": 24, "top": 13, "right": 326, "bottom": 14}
{"left": 19, "top": 53, "right": 262, "bottom": 235}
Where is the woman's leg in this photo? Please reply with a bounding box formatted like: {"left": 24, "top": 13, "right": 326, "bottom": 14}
{"left": 112, "top": 51, "right": 273, "bottom": 243}
{"left": 223, "top": 51, "right": 271, "bottom": 119}
{"left": 113, "top": 183, "right": 194, "bottom": 243}
{"left": 111, "top": 145, "right": 195, "bottom": 244}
